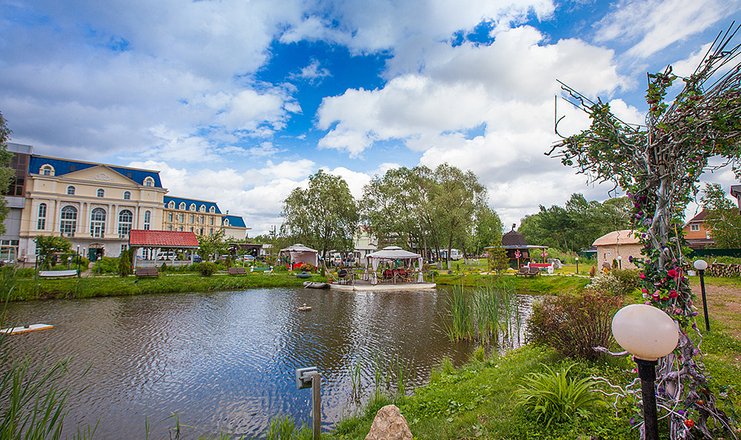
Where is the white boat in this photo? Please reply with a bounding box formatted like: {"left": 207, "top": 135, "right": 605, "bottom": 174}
{"left": 1, "top": 324, "right": 55, "bottom": 335}
{"left": 303, "top": 281, "right": 328, "bottom": 289}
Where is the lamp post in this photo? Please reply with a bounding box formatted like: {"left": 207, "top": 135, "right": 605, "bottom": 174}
{"left": 616, "top": 255, "right": 622, "bottom": 269}
{"left": 575, "top": 256, "right": 579, "bottom": 274}
{"left": 76, "top": 245, "right": 81, "bottom": 277}
{"left": 612, "top": 304, "right": 679, "bottom": 440}
{"left": 693, "top": 260, "right": 710, "bottom": 332}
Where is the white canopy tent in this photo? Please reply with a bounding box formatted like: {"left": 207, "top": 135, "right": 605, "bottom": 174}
{"left": 279, "top": 244, "right": 319, "bottom": 268}
{"left": 366, "top": 246, "right": 424, "bottom": 284}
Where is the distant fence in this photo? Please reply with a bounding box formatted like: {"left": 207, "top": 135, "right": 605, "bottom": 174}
{"left": 689, "top": 248, "right": 741, "bottom": 258}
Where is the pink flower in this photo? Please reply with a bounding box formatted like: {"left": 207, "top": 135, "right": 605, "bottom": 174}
{"left": 641, "top": 288, "right": 649, "bottom": 294}
{"left": 652, "top": 292, "right": 660, "bottom": 300}
{"left": 639, "top": 273, "right": 646, "bottom": 279}
{"left": 669, "top": 290, "right": 678, "bottom": 299}
{"left": 667, "top": 269, "right": 678, "bottom": 278}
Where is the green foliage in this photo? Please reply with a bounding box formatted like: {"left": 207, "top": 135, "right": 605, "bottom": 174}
{"left": 486, "top": 245, "right": 509, "bottom": 272}
{"left": 266, "top": 416, "right": 311, "bottom": 440}
{"left": 197, "top": 262, "right": 218, "bottom": 276}
{"left": 518, "top": 194, "right": 631, "bottom": 252}
{"left": 470, "top": 205, "right": 503, "bottom": 257}
{"left": 93, "top": 257, "right": 119, "bottom": 274}
{"left": 0, "top": 112, "right": 14, "bottom": 236}
{"left": 585, "top": 269, "right": 639, "bottom": 296}
{"left": 528, "top": 291, "right": 622, "bottom": 359}
{"left": 197, "top": 229, "right": 227, "bottom": 262}
{"left": 33, "top": 236, "right": 72, "bottom": 270}
{"left": 117, "top": 248, "right": 133, "bottom": 277}
{"left": 282, "top": 170, "right": 359, "bottom": 258}
{"left": 702, "top": 183, "right": 741, "bottom": 248}
{"left": 515, "top": 364, "right": 604, "bottom": 427}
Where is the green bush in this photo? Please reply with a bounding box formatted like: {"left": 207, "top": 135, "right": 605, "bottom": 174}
{"left": 93, "top": 257, "right": 119, "bottom": 274}
{"left": 273, "top": 264, "right": 288, "bottom": 272}
{"left": 527, "top": 291, "right": 623, "bottom": 360}
{"left": 585, "top": 269, "right": 639, "bottom": 296}
{"left": 515, "top": 363, "right": 604, "bottom": 427}
{"left": 197, "top": 262, "right": 218, "bottom": 276}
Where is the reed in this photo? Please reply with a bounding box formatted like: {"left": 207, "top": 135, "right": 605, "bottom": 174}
{"left": 445, "top": 281, "right": 523, "bottom": 351}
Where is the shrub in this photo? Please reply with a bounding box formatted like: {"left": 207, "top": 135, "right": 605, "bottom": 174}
{"left": 527, "top": 291, "right": 622, "bottom": 359}
{"left": 515, "top": 363, "right": 603, "bottom": 427}
{"left": 93, "top": 256, "right": 119, "bottom": 274}
{"left": 197, "top": 262, "right": 218, "bottom": 276}
{"left": 273, "top": 264, "right": 288, "bottom": 272}
{"left": 118, "top": 249, "right": 133, "bottom": 277}
{"left": 585, "top": 269, "right": 639, "bottom": 296}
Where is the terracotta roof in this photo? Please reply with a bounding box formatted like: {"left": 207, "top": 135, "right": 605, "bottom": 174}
{"left": 592, "top": 230, "right": 641, "bottom": 246}
{"left": 686, "top": 209, "right": 707, "bottom": 223}
{"left": 129, "top": 230, "right": 199, "bottom": 248}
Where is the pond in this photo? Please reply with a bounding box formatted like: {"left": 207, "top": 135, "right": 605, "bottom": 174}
{"left": 2, "top": 287, "right": 533, "bottom": 439}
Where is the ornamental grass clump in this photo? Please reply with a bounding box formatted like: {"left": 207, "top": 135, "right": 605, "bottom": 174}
{"left": 527, "top": 291, "right": 622, "bottom": 360}
{"left": 515, "top": 363, "right": 604, "bottom": 427}
{"left": 585, "top": 269, "right": 640, "bottom": 297}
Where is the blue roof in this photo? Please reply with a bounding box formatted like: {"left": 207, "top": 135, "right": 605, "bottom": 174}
{"left": 223, "top": 215, "right": 246, "bottom": 228}
{"left": 164, "top": 196, "right": 222, "bottom": 214}
{"left": 29, "top": 156, "right": 162, "bottom": 187}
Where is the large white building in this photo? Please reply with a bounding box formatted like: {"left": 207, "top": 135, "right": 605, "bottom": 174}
{"left": 1, "top": 143, "right": 248, "bottom": 263}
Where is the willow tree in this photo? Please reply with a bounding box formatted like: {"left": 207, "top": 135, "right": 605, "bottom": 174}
{"left": 549, "top": 25, "right": 740, "bottom": 439}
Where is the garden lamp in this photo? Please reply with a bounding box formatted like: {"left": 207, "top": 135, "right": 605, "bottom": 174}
{"left": 616, "top": 255, "right": 622, "bottom": 269}
{"left": 693, "top": 260, "right": 710, "bottom": 331}
{"left": 612, "top": 304, "right": 679, "bottom": 440}
{"left": 575, "top": 256, "right": 579, "bottom": 274}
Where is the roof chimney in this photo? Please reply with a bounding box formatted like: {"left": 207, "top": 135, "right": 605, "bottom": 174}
{"left": 512, "top": 223, "right": 516, "bottom": 231}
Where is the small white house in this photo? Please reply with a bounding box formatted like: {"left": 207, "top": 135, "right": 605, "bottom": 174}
{"left": 592, "top": 230, "right": 641, "bottom": 270}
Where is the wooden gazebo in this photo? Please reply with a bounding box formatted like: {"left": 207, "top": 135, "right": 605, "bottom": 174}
{"left": 129, "top": 230, "right": 199, "bottom": 268}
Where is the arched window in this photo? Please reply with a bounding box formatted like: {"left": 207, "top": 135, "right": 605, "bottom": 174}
{"left": 37, "top": 203, "right": 47, "bottom": 230}
{"left": 66, "top": 186, "right": 75, "bottom": 195}
{"left": 168, "top": 201, "right": 175, "bottom": 209}
{"left": 143, "top": 176, "right": 154, "bottom": 187}
{"left": 144, "top": 210, "right": 151, "bottom": 230}
{"left": 118, "top": 209, "right": 133, "bottom": 238}
{"left": 123, "top": 191, "right": 131, "bottom": 200}
{"left": 209, "top": 206, "right": 216, "bottom": 213}
{"left": 96, "top": 188, "right": 105, "bottom": 198}
{"left": 179, "top": 202, "right": 186, "bottom": 210}
{"left": 224, "top": 218, "right": 230, "bottom": 227}
{"left": 199, "top": 205, "right": 206, "bottom": 212}
{"left": 40, "top": 164, "right": 55, "bottom": 176}
{"left": 189, "top": 203, "right": 196, "bottom": 211}
{"left": 198, "top": 215, "right": 204, "bottom": 224}
{"left": 90, "top": 208, "right": 106, "bottom": 238}
{"left": 60, "top": 206, "right": 77, "bottom": 236}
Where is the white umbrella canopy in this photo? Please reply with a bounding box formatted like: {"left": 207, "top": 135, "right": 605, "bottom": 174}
{"left": 367, "top": 246, "right": 421, "bottom": 260}
{"left": 279, "top": 243, "right": 318, "bottom": 267}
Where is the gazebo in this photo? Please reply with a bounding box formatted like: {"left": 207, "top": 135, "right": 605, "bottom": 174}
{"left": 279, "top": 244, "right": 319, "bottom": 270}
{"left": 499, "top": 224, "right": 547, "bottom": 267}
{"left": 129, "top": 230, "right": 199, "bottom": 268}
{"left": 366, "top": 246, "right": 424, "bottom": 284}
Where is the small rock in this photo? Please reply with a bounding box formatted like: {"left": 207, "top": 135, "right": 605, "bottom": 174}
{"left": 365, "top": 405, "right": 412, "bottom": 440}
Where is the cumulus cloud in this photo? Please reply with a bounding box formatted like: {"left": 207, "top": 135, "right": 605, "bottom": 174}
{"left": 594, "top": 0, "right": 737, "bottom": 59}
{"left": 289, "top": 59, "right": 332, "bottom": 83}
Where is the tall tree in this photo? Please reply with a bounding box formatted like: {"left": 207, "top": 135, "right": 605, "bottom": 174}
{"left": 0, "top": 112, "right": 14, "bottom": 236}
{"left": 431, "top": 164, "right": 487, "bottom": 269}
{"left": 34, "top": 236, "right": 72, "bottom": 270}
{"left": 549, "top": 26, "right": 740, "bottom": 438}
{"left": 282, "top": 170, "right": 359, "bottom": 259}
{"left": 701, "top": 183, "right": 741, "bottom": 248}
{"left": 197, "top": 229, "right": 227, "bottom": 261}
{"left": 470, "top": 205, "right": 503, "bottom": 257}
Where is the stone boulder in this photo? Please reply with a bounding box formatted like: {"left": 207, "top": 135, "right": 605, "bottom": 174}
{"left": 365, "top": 404, "right": 413, "bottom": 440}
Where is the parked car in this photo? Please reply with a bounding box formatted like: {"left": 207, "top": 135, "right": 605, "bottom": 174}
{"left": 192, "top": 255, "right": 202, "bottom": 263}
{"left": 243, "top": 255, "right": 255, "bottom": 262}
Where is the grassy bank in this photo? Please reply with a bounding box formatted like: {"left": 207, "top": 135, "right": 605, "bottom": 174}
{"left": 2, "top": 272, "right": 325, "bottom": 301}
{"left": 435, "top": 273, "right": 591, "bottom": 295}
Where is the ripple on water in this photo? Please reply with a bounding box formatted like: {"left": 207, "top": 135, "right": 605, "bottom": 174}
{"left": 1, "top": 287, "right": 529, "bottom": 438}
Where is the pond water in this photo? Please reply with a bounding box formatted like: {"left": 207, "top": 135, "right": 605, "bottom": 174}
{"left": 2, "top": 287, "right": 533, "bottom": 439}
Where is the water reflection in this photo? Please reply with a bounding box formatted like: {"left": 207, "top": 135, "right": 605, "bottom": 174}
{"left": 2, "top": 288, "right": 532, "bottom": 439}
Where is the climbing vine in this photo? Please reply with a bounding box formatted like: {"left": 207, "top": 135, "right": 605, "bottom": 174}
{"left": 549, "top": 24, "right": 740, "bottom": 439}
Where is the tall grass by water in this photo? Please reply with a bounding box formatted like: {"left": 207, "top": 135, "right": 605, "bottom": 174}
{"left": 445, "top": 279, "right": 523, "bottom": 349}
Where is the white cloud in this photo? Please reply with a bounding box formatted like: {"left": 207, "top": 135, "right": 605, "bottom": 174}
{"left": 594, "top": 0, "right": 737, "bottom": 59}
{"left": 289, "top": 59, "right": 332, "bottom": 83}
{"left": 317, "top": 26, "right": 625, "bottom": 157}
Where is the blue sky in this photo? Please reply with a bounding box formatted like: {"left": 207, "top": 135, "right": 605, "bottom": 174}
{"left": 1, "top": 0, "right": 739, "bottom": 234}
